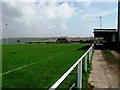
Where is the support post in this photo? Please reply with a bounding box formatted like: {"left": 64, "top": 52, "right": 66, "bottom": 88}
{"left": 85, "top": 55, "right": 87, "bottom": 72}
{"left": 77, "top": 60, "right": 82, "bottom": 89}
{"left": 89, "top": 51, "right": 91, "bottom": 63}
{"left": 91, "top": 49, "right": 92, "bottom": 59}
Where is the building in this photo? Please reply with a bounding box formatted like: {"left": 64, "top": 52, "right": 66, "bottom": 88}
{"left": 93, "top": 29, "right": 117, "bottom": 49}
{"left": 93, "top": 1, "right": 120, "bottom": 50}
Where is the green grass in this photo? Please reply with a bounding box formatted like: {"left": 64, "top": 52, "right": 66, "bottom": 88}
{"left": 82, "top": 52, "right": 93, "bottom": 90}
{"left": 58, "top": 52, "right": 93, "bottom": 90}
{"left": 103, "top": 49, "right": 118, "bottom": 62}
{"left": 2, "top": 44, "right": 89, "bottom": 88}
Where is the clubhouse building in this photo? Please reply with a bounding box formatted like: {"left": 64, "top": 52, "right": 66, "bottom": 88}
{"left": 93, "top": 1, "right": 120, "bottom": 51}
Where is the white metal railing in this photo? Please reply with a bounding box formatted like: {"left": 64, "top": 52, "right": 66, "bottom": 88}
{"left": 49, "top": 44, "right": 94, "bottom": 90}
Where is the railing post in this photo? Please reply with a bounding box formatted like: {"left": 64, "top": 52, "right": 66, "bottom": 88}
{"left": 91, "top": 46, "right": 93, "bottom": 58}
{"left": 92, "top": 45, "right": 94, "bottom": 53}
{"left": 90, "top": 49, "right": 91, "bottom": 59}
{"left": 89, "top": 50, "right": 91, "bottom": 63}
{"left": 91, "top": 49, "right": 92, "bottom": 59}
{"left": 85, "top": 55, "right": 87, "bottom": 72}
{"left": 77, "top": 60, "right": 82, "bottom": 89}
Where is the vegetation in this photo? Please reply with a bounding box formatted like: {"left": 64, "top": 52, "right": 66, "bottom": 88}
{"left": 58, "top": 48, "right": 93, "bottom": 90}
{"left": 2, "top": 44, "right": 91, "bottom": 89}
{"left": 58, "top": 57, "right": 93, "bottom": 90}
{"left": 82, "top": 53, "right": 93, "bottom": 90}
{"left": 103, "top": 49, "right": 118, "bottom": 62}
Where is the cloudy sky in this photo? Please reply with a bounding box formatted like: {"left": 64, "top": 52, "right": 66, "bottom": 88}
{"left": 1, "top": 0, "right": 118, "bottom": 39}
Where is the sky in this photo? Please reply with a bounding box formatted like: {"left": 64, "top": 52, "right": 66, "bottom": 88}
{"left": 1, "top": 0, "right": 118, "bottom": 39}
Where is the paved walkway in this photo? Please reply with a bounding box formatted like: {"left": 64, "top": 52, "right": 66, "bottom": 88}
{"left": 89, "top": 50, "right": 119, "bottom": 89}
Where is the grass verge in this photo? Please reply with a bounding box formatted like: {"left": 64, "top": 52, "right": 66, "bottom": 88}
{"left": 103, "top": 49, "right": 118, "bottom": 62}
{"left": 82, "top": 52, "right": 93, "bottom": 90}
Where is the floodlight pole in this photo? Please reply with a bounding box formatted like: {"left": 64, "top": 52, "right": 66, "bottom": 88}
{"left": 117, "top": 0, "right": 120, "bottom": 49}
{"left": 100, "top": 16, "right": 102, "bottom": 29}
{"left": 6, "top": 24, "right": 8, "bottom": 44}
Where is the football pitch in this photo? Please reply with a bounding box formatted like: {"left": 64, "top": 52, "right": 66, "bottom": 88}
{"left": 2, "top": 44, "right": 88, "bottom": 88}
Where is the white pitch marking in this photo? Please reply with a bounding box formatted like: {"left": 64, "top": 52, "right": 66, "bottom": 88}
{"left": 1, "top": 53, "right": 63, "bottom": 76}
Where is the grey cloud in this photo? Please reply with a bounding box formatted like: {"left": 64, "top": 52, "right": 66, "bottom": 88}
{"left": 2, "top": 2, "right": 23, "bottom": 18}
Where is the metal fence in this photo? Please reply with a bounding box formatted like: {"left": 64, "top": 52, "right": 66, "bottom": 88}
{"left": 49, "top": 44, "right": 94, "bottom": 90}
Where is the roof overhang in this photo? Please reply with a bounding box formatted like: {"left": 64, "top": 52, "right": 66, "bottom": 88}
{"left": 93, "top": 29, "right": 117, "bottom": 37}
{"left": 93, "top": 29, "right": 117, "bottom": 33}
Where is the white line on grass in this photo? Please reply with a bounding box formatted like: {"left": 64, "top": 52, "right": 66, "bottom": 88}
{"left": 1, "top": 53, "right": 63, "bottom": 76}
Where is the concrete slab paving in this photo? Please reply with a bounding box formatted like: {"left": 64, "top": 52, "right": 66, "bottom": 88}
{"left": 89, "top": 50, "right": 119, "bottom": 89}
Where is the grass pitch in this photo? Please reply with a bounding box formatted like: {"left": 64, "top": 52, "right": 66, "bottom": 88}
{"left": 2, "top": 44, "right": 88, "bottom": 88}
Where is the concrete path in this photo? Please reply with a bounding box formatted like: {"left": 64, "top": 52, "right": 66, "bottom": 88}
{"left": 89, "top": 50, "right": 119, "bottom": 89}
